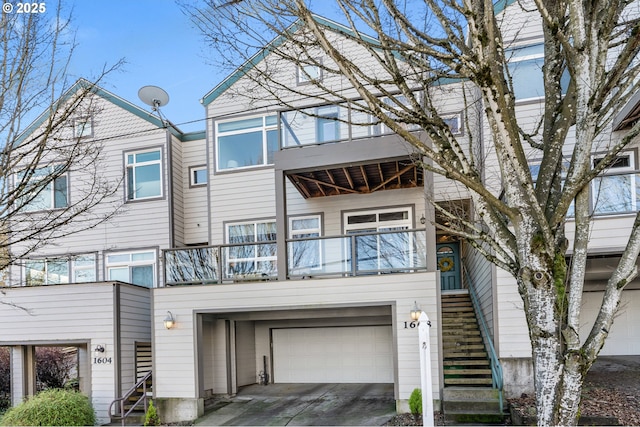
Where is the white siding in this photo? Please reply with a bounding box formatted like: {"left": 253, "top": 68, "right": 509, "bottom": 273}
{"left": 235, "top": 321, "right": 257, "bottom": 387}
{"left": 153, "top": 273, "right": 439, "bottom": 406}
{"left": 0, "top": 283, "right": 117, "bottom": 424}
{"left": 182, "top": 138, "right": 209, "bottom": 244}
{"left": 495, "top": 268, "right": 531, "bottom": 358}
{"left": 9, "top": 93, "right": 174, "bottom": 287}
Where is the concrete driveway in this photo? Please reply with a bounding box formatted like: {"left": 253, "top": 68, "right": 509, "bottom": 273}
{"left": 195, "top": 383, "right": 396, "bottom": 426}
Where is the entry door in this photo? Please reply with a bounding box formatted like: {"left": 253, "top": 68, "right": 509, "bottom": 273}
{"left": 437, "top": 242, "right": 461, "bottom": 290}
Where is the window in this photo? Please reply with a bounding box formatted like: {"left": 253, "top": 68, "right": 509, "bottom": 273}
{"left": 73, "top": 117, "right": 93, "bottom": 139}
{"left": 592, "top": 152, "right": 637, "bottom": 215}
{"left": 289, "top": 216, "right": 321, "bottom": 274}
{"left": 20, "top": 166, "right": 68, "bottom": 211}
{"left": 216, "top": 116, "right": 278, "bottom": 171}
{"left": 226, "top": 220, "right": 276, "bottom": 278}
{"left": 344, "top": 208, "right": 413, "bottom": 272}
{"left": 507, "top": 43, "right": 569, "bottom": 100}
{"left": 442, "top": 112, "right": 463, "bottom": 135}
{"left": 190, "top": 165, "right": 207, "bottom": 186}
{"left": 126, "top": 149, "right": 162, "bottom": 200}
{"left": 316, "top": 106, "right": 340, "bottom": 143}
{"left": 298, "top": 64, "right": 321, "bottom": 84}
{"left": 24, "top": 254, "right": 96, "bottom": 286}
{"left": 106, "top": 250, "right": 156, "bottom": 287}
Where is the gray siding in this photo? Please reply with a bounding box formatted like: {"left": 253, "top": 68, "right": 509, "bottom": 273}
{"left": 117, "top": 284, "right": 152, "bottom": 394}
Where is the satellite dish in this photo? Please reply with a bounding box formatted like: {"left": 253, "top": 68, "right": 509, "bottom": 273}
{"left": 138, "top": 85, "right": 170, "bottom": 110}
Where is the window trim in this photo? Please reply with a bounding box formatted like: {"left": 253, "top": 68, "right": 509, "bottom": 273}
{"left": 224, "top": 218, "right": 277, "bottom": 278}
{"left": 297, "top": 62, "right": 322, "bottom": 85}
{"left": 215, "top": 115, "right": 278, "bottom": 172}
{"left": 23, "top": 253, "right": 97, "bottom": 286}
{"left": 18, "top": 165, "right": 69, "bottom": 212}
{"left": 442, "top": 112, "right": 464, "bottom": 136}
{"left": 124, "top": 146, "right": 164, "bottom": 202}
{"left": 288, "top": 214, "right": 323, "bottom": 272}
{"left": 73, "top": 117, "right": 93, "bottom": 139}
{"left": 591, "top": 150, "right": 638, "bottom": 216}
{"left": 105, "top": 248, "right": 158, "bottom": 288}
{"left": 189, "top": 165, "right": 207, "bottom": 187}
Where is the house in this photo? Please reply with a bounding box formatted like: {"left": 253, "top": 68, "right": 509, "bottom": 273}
{"left": 1, "top": 0, "right": 639, "bottom": 425}
{"left": 0, "top": 80, "right": 206, "bottom": 424}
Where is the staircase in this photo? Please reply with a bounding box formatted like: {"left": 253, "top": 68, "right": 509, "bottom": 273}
{"left": 441, "top": 291, "right": 506, "bottom": 423}
{"left": 109, "top": 372, "right": 152, "bottom": 426}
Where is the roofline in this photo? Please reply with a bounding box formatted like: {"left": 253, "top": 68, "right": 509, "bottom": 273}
{"left": 200, "top": 14, "right": 380, "bottom": 107}
{"left": 15, "top": 79, "right": 184, "bottom": 146}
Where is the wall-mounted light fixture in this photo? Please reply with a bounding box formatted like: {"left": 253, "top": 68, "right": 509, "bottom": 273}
{"left": 163, "top": 311, "right": 176, "bottom": 330}
{"left": 410, "top": 301, "right": 422, "bottom": 322}
{"left": 420, "top": 214, "right": 426, "bottom": 225}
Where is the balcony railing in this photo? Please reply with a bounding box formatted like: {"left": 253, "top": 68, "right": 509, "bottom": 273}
{"left": 164, "top": 229, "right": 427, "bottom": 286}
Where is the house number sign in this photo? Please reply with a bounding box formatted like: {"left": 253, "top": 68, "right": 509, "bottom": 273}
{"left": 93, "top": 357, "right": 113, "bottom": 365}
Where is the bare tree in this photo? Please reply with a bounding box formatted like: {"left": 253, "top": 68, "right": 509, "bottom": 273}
{"left": 184, "top": 0, "right": 640, "bottom": 424}
{"left": 0, "top": 1, "right": 123, "bottom": 277}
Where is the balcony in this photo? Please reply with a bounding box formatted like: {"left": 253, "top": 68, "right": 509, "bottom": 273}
{"left": 164, "top": 229, "right": 427, "bottom": 286}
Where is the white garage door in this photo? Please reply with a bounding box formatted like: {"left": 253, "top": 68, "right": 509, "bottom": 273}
{"left": 581, "top": 290, "right": 640, "bottom": 355}
{"left": 272, "top": 326, "right": 393, "bottom": 383}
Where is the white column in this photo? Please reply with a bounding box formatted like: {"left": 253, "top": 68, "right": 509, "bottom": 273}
{"left": 418, "top": 312, "right": 434, "bottom": 427}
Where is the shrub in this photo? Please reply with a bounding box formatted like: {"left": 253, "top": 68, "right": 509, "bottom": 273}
{"left": 409, "top": 388, "right": 422, "bottom": 415}
{"left": 144, "top": 399, "right": 161, "bottom": 426}
{"left": 35, "top": 347, "right": 76, "bottom": 390}
{"left": 0, "top": 388, "right": 95, "bottom": 426}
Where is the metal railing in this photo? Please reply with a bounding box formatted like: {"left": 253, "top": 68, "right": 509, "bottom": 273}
{"left": 164, "top": 228, "right": 427, "bottom": 286}
{"left": 462, "top": 262, "right": 504, "bottom": 412}
{"left": 108, "top": 371, "right": 152, "bottom": 426}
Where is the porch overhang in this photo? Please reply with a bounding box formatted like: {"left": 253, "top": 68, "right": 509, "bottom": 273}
{"left": 286, "top": 157, "right": 424, "bottom": 198}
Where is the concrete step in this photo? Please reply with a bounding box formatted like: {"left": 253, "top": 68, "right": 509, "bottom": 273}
{"left": 441, "top": 317, "right": 478, "bottom": 324}
{"left": 442, "top": 328, "right": 481, "bottom": 336}
{"left": 442, "top": 387, "right": 506, "bottom": 425}
{"left": 110, "top": 411, "right": 145, "bottom": 426}
{"left": 442, "top": 305, "right": 474, "bottom": 313}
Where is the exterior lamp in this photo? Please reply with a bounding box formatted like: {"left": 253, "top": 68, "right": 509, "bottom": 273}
{"left": 163, "top": 311, "right": 175, "bottom": 330}
{"left": 410, "top": 302, "right": 422, "bottom": 322}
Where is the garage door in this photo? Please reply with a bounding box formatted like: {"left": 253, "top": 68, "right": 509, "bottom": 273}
{"left": 272, "top": 326, "right": 393, "bottom": 383}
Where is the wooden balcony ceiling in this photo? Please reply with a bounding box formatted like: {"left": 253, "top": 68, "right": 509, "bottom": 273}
{"left": 287, "top": 158, "right": 423, "bottom": 198}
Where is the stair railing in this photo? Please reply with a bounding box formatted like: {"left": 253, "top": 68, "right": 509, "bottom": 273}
{"left": 108, "top": 371, "right": 152, "bottom": 426}
{"left": 461, "top": 262, "right": 504, "bottom": 412}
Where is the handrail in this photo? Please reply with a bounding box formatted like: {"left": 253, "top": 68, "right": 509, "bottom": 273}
{"left": 108, "top": 371, "right": 152, "bottom": 427}
{"left": 461, "top": 262, "right": 504, "bottom": 413}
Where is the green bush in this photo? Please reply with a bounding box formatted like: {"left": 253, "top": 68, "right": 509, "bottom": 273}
{"left": 0, "top": 389, "right": 95, "bottom": 426}
{"left": 144, "top": 399, "right": 161, "bottom": 426}
{"left": 409, "top": 388, "right": 422, "bottom": 415}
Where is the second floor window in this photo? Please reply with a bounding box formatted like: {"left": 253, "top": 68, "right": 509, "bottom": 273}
{"left": 24, "top": 254, "right": 96, "bottom": 286}
{"left": 20, "top": 166, "right": 68, "bottom": 212}
{"left": 106, "top": 250, "right": 157, "bottom": 287}
{"left": 592, "top": 152, "right": 638, "bottom": 215}
{"left": 126, "top": 149, "right": 162, "bottom": 200}
{"left": 216, "top": 116, "right": 278, "bottom": 171}
{"left": 226, "top": 220, "right": 277, "bottom": 277}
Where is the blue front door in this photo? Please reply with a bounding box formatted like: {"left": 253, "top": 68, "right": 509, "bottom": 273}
{"left": 437, "top": 242, "right": 461, "bottom": 291}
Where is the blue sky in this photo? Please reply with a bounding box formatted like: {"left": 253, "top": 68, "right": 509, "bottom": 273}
{"left": 67, "top": 0, "right": 344, "bottom": 134}
{"left": 69, "top": 0, "right": 218, "bottom": 133}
